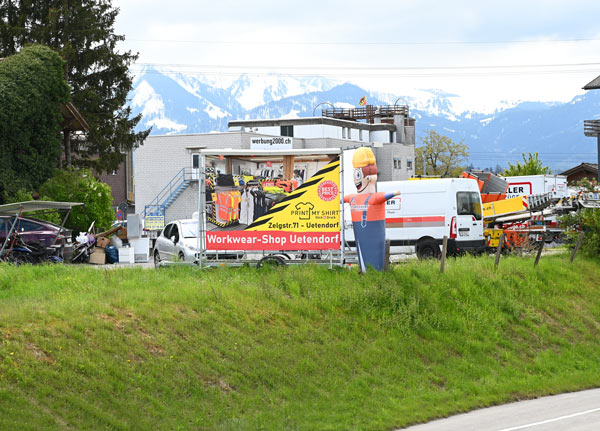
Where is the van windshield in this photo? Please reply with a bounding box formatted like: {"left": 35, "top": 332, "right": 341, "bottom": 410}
{"left": 456, "top": 192, "right": 482, "bottom": 220}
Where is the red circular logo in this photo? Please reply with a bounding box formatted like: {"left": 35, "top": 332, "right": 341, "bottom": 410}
{"left": 318, "top": 181, "right": 338, "bottom": 201}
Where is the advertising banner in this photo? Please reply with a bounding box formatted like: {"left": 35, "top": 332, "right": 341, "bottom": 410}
{"left": 206, "top": 157, "right": 341, "bottom": 250}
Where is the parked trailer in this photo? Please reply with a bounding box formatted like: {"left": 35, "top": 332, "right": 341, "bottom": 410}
{"left": 343, "top": 178, "right": 486, "bottom": 259}
{"left": 188, "top": 148, "right": 348, "bottom": 268}
{"left": 500, "top": 174, "right": 569, "bottom": 200}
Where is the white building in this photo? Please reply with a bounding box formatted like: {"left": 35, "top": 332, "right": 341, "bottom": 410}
{"left": 135, "top": 105, "right": 416, "bottom": 223}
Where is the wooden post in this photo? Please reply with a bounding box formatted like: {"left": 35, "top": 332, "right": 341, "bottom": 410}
{"left": 283, "top": 155, "right": 295, "bottom": 179}
{"left": 384, "top": 240, "right": 390, "bottom": 271}
{"left": 440, "top": 236, "right": 448, "bottom": 273}
{"left": 494, "top": 232, "right": 504, "bottom": 269}
{"left": 534, "top": 235, "right": 544, "bottom": 267}
{"left": 570, "top": 231, "right": 585, "bottom": 263}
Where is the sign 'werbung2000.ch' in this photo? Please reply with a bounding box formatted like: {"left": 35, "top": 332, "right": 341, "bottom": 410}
{"left": 250, "top": 137, "right": 293, "bottom": 150}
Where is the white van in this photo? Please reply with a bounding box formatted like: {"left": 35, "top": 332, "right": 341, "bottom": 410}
{"left": 344, "top": 178, "right": 485, "bottom": 258}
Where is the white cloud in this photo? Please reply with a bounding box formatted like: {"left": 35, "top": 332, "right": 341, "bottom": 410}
{"left": 114, "top": 1, "right": 600, "bottom": 109}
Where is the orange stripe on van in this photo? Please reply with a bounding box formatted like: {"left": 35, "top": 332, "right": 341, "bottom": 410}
{"left": 386, "top": 216, "right": 445, "bottom": 228}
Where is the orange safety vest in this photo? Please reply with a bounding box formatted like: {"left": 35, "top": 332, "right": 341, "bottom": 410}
{"left": 344, "top": 193, "right": 389, "bottom": 223}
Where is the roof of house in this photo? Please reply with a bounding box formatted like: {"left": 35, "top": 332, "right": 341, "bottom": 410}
{"left": 559, "top": 162, "right": 599, "bottom": 176}
{"left": 583, "top": 75, "right": 600, "bottom": 90}
{"left": 229, "top": 116, "right": 396, "bottom": 131}
{"left": 60, "top": 102, "right": 89, "bottom": 132}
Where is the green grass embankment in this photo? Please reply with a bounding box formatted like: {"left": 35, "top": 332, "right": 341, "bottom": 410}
{"left": 1, "top": 254, "right": 600, "bottom": 430}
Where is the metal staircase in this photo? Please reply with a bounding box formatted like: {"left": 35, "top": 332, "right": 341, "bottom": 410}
{"left": 144, "top": 168, "right": 195, "bottom": 218}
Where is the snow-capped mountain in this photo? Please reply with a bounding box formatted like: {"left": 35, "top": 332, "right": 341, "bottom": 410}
{"left": 129, "top": 67, "right": 600, "bottom": 172}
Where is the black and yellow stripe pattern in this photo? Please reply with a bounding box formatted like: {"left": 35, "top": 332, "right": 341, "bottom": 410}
{"left": 246, "top": 157, "right": 341, "bottom": 232}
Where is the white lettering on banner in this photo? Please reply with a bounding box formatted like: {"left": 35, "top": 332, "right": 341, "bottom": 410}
{"left": 206, "top": 232, "right": 341, "bottom": 249}
{"left": 262, "top": 234, "right": 287, "bottom": 246}
{"left": 250, "top": 137, "right": 293, "bottom": 150}
{"left": 506, "top": 182, "right": 532, "bottom": 199}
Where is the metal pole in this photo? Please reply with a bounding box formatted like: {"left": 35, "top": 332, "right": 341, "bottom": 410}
{"left": 339, "top": 151, "right": 345, "bottom": 267}
{"left": 198, "top": 154, "right": 206, "bottom": 269}
{"left": 597, "top": 136, "right": 600, "bottom": 183}
{"left": 440, "top": 235, "right": 448, "bottom": 273}
{"left": 570, "top": 231, "right": 585, "bottom": 263}
{"left": 0, "top": 211, "right": 21, "bottom": 258}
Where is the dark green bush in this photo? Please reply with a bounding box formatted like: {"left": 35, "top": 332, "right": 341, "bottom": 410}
{"left": 0, "top": 45, "right": 70, "bottom": 203}
{"left": 40, "top": 169, "right": 114, "bottom": 232}
{"left": 561, "top": 209, "right": 600, "bottom": 257}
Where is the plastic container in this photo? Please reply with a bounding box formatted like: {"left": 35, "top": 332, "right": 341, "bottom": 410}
{"left": 104, "top": 245, "right": 119, "bottom": 264}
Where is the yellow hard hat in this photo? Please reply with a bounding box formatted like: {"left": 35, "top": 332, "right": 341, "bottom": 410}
{"left": 352, "top": 147, "right": 376, "bottom": 168}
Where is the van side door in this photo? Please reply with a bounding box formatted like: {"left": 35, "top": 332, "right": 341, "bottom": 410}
{"left": 455, "top": 191, "right": 484, "bottom": 240}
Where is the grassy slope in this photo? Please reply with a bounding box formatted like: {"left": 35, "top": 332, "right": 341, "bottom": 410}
{"left": 0, "top": 255, "right": 600, "bottom": 430}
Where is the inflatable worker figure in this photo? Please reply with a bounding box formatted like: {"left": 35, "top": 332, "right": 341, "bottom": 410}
{"left": 344, "top": 147, "right": 400, "bottom": 272}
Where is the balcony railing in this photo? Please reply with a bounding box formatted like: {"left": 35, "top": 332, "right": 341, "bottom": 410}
{"left": 584, "top": 119, "right": 600, "bottom": 137}
{"left": 322, "top": 104, "right": 409, "bottom": 124}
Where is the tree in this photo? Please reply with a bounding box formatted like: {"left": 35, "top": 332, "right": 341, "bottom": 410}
{"left": 0, "top": 0, "right": 150, "bottom": 173}
{"left": 0, "top": 44, "right": 70, "bottom": 203}
{"left": 416, "top": 130, "right": 469, "bottom": 177}
{"left": 503, "top": 152, "right": 550, "bottom": 176}
{"left": 40, "top": 169, "right": 114, "bottom": 232}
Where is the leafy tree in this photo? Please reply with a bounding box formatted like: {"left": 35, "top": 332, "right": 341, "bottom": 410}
{"left": 416, "top": 130, "right": 469, "bottom": 177}
{"left": 0, "top": 0, "right": 150, "bottom": 173}
{"left": 503, "top": 152, "right": 550, "bottom": 176}
{"left": 0, "top": 44, "right": 70, "bottom": 204}
{"left": 40, "top": 169, "right": 114, "bottom": 232}
{"left": 574, "top": 177, "right": 599, "bottom": 193}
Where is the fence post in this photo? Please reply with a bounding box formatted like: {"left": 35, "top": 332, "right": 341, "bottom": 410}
{"left": 440, "top": 235, "right": 448, "bottom": 273}
{"left": 384, "top": 240, "right": 390, "bottom": 271}
{"left": 534, "top": 235, "right": 544, "bottom": 267}
{"left": 570, "top": 231, "right": 585, "bottom": 263}
{"left": 494, "top": 232, "right": 504, "bottom": 270}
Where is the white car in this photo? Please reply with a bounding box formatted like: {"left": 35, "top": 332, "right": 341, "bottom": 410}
{"left": 153, "top": 219, "right": 200, "bottom": 267}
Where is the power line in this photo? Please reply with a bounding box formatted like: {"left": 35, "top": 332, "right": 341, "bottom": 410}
{"left": 127, "top": 37, "right": 600, "bottom": 46}
{"left": 129, "top": 67, "right": 600, "bottom": 79}
{"left": 134, "top": 61, "right": 600, "bottom": 71}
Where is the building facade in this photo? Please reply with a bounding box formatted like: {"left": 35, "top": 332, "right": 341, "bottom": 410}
{"left": 135, "top": 105, "right": 416, "bottom": 223}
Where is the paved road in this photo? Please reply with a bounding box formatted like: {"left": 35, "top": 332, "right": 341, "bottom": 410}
{"left": 399, "top": 389, "right": 600, "bottom": 431}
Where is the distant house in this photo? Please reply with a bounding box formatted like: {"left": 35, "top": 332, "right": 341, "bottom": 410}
{"left": 98, "top": 151, "right": 135, "bottom": 213}
{"left": 559, "top": 163, "right": 599, "bottom": 185}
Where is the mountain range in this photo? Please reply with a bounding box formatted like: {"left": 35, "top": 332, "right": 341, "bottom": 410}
{"left": 130, "top": 67, "right": 600, "bottom": 172}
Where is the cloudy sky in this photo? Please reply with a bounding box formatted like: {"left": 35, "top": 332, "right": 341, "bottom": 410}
{"left": 112, "top": 0, "right": 600, "bottom": 110}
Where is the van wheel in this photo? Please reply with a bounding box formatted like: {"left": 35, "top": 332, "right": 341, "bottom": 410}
{"left": 154, "top": 250, "right": 161, "bottom": 268}
{"left": 417, "top": 239, "right": 440, "bottom": 259}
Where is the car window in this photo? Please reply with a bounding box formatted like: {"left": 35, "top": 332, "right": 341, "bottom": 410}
{"left": 181, "top": 221, "right": 199, "bottom": 238}
{"left": 162, "top": 224, "right": 173, "bottom": 238}
{"left": 170, "top": 224, "right": 179, "bottom": 241}
{"left": 456, "top": 192, "right": 482, "bottom": 220}
{"left": 14, "top": 219, "right": 43, "bottom": 232}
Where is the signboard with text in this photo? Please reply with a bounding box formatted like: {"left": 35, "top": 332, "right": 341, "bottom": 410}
{"left": 206, "top": 157, "right": 341, "bottom": 251}
{"left": 250, "top": 136, "right": 293, "bottom": 150}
